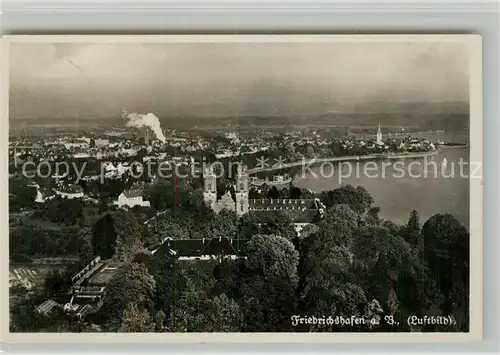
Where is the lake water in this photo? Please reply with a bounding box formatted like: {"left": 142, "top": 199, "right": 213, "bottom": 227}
{"left": 293, "top": 147, "right": 470, "bottom": 229}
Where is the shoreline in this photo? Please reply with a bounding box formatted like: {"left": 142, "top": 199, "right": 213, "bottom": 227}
{"left": 247, "top": 150, "right": 442, "bottom": 174}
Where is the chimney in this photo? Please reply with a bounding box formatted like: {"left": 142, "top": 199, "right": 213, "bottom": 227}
{"left": 143, "top": 128, "right": 151, "bottom": 146}
{"left": 13, "top": 147, "right": 17, "bottom": 169}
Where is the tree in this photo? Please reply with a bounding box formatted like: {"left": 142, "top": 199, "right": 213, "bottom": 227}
{"left": 298, "top": 205, "right": 358, "bottom": 308}
{"left": 209, "top": 294, "right": 242, "bottom": 332}
{"left": 422, "top": 214, "right": 469, "bottom": 330}
{"left": 119, "top": 302, "right": 154, "bottom": 332}
{"left": 154, "top": 310, "right": 166, "bottom": 332}
{"left": 289, "top": 186, "right": 302, "bottom": 199}
{"left": 403, "top": 210, "right": 423, "bottom": 249}
{"left": 9, "top": 219, "right": 82, "bottom": 260}
{"left": 298, "top": 241, "right": 374, "bottom": 332}
{"left": 354, "top": 225, "right": 413, "bottom": 277}
{"left": 366, "top": 206, "right": 381, "bottom": 226}
{"left": 239, "top": 235, "right": 300, "bottom": 331}
{"left": 113, "top": 211, "right": 145, "bottom": 262}
{"left": 244, "top": 234, "right": 299, "bottom": 283}
{"left": 102, "top": 262, "right": 156, "bottom": 330}
{"left": 297, "top": 224, "right": 319, "bottom": 240}
{"left": 145, "top": 180, "right": 176, "bottom": 211}
{"left": 267, "top": 186, "right": 279, "bottom": 199}
{"left": 34, "top": 197, "right": 85, "bottom": 225}
{"left": 240, "top": 274, "right": 297, "bottom": 332}
{"left": 238, "top": 213, "right": 261, "bottom": 239}
{"left": 259, "top": 211, "right": 296, "bottom": 241}
{"left": 213, "top": 209, "right": 239, "bottom": 239}
{"left": 91, "top": 213, "right": 118, "bottom": 259}
{"left": 78, "top": 237, "right": 95, "bottom": 265}
{"left": 131, "top": 205, "right": 155, "bottom": 225}
{"left": 352, "top": 225, "right": 415, "bottom": 328}
{"left": 314, "top": 204, "right": 359, "bottom": 251}
{"left": 9, "top": 178, "right": 37, "bottom": 211}
{"left": 168, "top": 262, "right": 218, "bottom": 332}
{"left": 305, "top": 145, "right": 315, "bottom": 159}
{"left": 320, "top": 185, "right": 374, "bottom": 214}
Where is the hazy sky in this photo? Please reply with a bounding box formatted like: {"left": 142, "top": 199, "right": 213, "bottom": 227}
{"left": 10, "top": 41, "right": 470, "bottom": 120}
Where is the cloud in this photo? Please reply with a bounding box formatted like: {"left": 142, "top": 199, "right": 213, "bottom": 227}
{"left": 9, "top": 41, "right": 469, "bottom": 120}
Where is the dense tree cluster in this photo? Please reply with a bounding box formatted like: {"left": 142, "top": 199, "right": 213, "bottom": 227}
{"left": 33, "top": 197, "right": 85, "bottom": 226}
{"left": 10, "top": 182, "right": 469, "bottom": 333}
{"left": 9, "top": 220, "right": 86, "bottom": 262}
{"left": 87, "top": 186, "right": 469, "bottom": 332}
{"left": 9, "top": 177, "right": 37, "bottom": 212}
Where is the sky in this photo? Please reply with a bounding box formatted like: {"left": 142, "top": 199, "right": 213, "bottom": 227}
{"left": 9, "top": 41, "right": 470, "bottom": 120}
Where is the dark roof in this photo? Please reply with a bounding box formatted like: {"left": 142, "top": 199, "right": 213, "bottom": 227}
{"left": 56, "top": 185, "right": 84, "bottom": 194}
{"left": 249, "top": 209, "right": 320, "bottom": 223}
{"left": 157, "top": 237, "right": 249, "bottom": 257}
{"left": 249, "top": 198, "right": 315, "bottom": 209}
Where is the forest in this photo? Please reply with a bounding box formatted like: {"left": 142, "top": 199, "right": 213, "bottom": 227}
{"left": 10, "top": 182, "right": 469, "bottom": 333}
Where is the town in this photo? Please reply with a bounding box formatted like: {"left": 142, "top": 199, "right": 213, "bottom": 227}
{"left": 9, "top": 116, "right": 465, "bottom": 332}
{"left": 8, "top": 39, "right": 471, "bottom": 334}
{"left": 8, "top": 120, "right": 445, "bottom": 223}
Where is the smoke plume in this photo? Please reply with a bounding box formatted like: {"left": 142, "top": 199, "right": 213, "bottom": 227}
{"left": 122, "top": 110, "right": 166, "bottom": 143}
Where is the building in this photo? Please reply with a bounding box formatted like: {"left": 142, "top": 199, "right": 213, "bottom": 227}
{"left": 235, "top": 164, "right": 250, "bottom": 215}
{"left": 114, "top": 188, "right": 151, "bottom": 208}
{"left": 33, "top": 257, "right": 120, "bottom": 320}
{"left": 35, "top": 299, "right": 62, "bottom": 316}
{"left": 54, "top": 185, "right": 84, "bottom": 199}
{"left": 202, "top": 163, "right": 324, "bottom": 235}
{"left": 95, "top": 138, "right": 110, "bottom": 147}
{"left": 64, "top": 142, "right": 89, "bottom": 150}
{"left": 203, "top": 164, "right": 249, "bottom": 216}
{"left": 35, "top": 187, "right": 54, "bottom": 203}
{"left": 225, "top": 132, "right": 240, "bottom": 144}
{"left": 151, "top": 236, "right": 247, "bottom": 261}
{"left": 376, "top": 123, "right": 383, "bottom": 145}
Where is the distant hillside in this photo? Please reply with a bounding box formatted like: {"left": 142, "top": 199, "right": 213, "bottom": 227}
{"left": 9, "top": 101, "right": 469, "bottom": 135}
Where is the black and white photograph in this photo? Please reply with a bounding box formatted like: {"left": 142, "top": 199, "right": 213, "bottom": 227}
{"left": 5, "top": 35, "right": 482, "bottom": 339}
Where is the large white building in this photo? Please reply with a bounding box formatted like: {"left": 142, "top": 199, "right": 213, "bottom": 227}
{"left": 114, "top": 189, "right": 150, "bottom": 209}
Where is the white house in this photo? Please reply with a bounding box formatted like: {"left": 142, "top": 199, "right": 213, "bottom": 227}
{"left": 114, "top": 189, "right": 150, "bottom": 208}
{"left": 95, "top": 138, "right": 110, "bottom": 147}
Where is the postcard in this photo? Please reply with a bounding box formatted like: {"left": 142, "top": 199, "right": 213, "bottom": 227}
{"left": 1, "top": 34, "right": 482, "bottom": 343}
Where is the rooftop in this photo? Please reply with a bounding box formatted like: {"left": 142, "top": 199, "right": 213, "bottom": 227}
{"left": 55, "top": 185, "right": 84, "bottom": 194}
{"left": 249, "top": 209, "right": 321, "bottom": 224}
{"left": 154, "top": 237, "right": 249, "bottom": 258}
{"left": 249, "top": 198, "right": 315, "bottom": 209}
{"left": 35, "top": 299, "right": 62, "bottom": 316}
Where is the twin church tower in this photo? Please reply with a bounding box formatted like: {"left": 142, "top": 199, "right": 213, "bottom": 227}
{"left": 203, "top": 163, "right": 249, "bottom": 216}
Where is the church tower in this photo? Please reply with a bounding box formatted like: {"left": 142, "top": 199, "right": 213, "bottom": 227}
{"left": 376, "top": 123, "right": 383, "bottom": 145}
{"left": 234, "top": 164, "right": 249, "bottom": 216}
{"left": 203, "top": 164, "right": 217, "bottom": 208}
